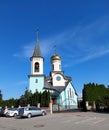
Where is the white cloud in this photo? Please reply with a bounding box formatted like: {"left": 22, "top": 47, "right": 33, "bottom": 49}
{"left": 14, "top": 15, "right": 109, "bottom": 67}
{"left": 61, "top": 16, "right": 109, "bottom": 66}
{"left": 75, "top": 47, "right": 109, "bottom": 64}
{"left": 23, "top": 44, "right": 34, "bottom": 58}
{"left": 13, "top": 42, "right": 34, "bottom": 58}
{"left": 15, "top": 80, "right": 28, "bottom": 86}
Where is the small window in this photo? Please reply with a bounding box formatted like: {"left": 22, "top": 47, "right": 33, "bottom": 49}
{"left": 59, "top": 64, "right": 61, "bottom": 70}
{"left": 34, "top": 62, "right": 39, "bottom": 72}
{"left": 72, "top": 91, "right": 74, "bottom": 98}
{"left": 67, "top": 90, "right": 69, "bottom": 99}
{"left": 56, "top": 76, "right": 61, "bottom": 81}
{"left": 70, "top": 88, "right": 72, "bottom": 98}
{"left": 36, "top": 79, "right": 38, "bottom": 83}
{"left": 25, "top": 108, "right": 29, "bottom": 111}
{"left": 36, "top": 107, "right": 41, "bottom": 110}
{"left": 29, "top": 107, "right": 34, "bottom": 110}
{"left": 52, "top": 64, "right": 54, "bottom": 70}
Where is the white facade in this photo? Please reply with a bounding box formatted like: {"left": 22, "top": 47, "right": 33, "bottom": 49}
{"left": 31, "top": 57, "right": 44, "bottom": 75}
{"left": 52, "top": 60, "right": 61, "bottom": 71}
{"left": 52, "top": 74, "right": 65, "bottom": 86}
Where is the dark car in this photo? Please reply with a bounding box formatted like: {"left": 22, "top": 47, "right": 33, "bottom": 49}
{"left": 0, "top": 108, "right": 5, "bottom": 116}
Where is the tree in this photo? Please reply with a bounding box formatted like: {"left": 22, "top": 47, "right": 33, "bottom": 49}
{"left": 0, "top": 90, "right": 3, "bottom": 101}
{"left": 0, "top": 89, "right": 50, "bottom": 108}
{"left": 82, "top": 83, "right": 109, "bottom": 111}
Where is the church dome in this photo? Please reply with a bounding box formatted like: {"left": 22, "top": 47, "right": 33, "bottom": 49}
{"left": 51, "top": 54, "right": 61, "bottom": 61}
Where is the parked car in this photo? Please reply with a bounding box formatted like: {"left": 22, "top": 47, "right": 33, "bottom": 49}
{"left": 3, "top": 108, "right": 12, "bottom": 116}
{"left": 17, "top": 106, "right": 47, "bottom": 118}
{"left": 6, "top": 108, "right": 18, "bottom": 117}
{"left": 0, "top": 108, "right": 5, "bottom": 116}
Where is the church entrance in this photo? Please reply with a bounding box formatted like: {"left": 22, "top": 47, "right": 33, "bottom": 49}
{"left": 52, "top": 98, "right": 57, "bottom": 104}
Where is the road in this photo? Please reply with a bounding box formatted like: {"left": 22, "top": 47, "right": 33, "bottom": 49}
{"left": 0, "top": 112, "right": 109, "bottom": 130}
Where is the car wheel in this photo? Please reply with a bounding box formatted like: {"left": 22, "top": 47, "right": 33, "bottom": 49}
{"left": 27, "top": 113, "right": 32, "bottom": 118}
{"left": 14, "top": 113, "right": 17, "bottom": 117}
{"left": 42, "top": 111, "right": 46, "bottom": 116}
{"left": 5, "top": 113, "right": 8, "bottom": 117}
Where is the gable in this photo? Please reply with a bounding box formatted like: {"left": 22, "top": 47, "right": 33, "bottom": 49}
{"left": 65, "top": 82, "right": 75, "bottom": 97}
{"left": 60, "top": 82, "right": 78, "bottom": 98}
{"left": 52, "top": 73, "right": 65, "bottom": 86}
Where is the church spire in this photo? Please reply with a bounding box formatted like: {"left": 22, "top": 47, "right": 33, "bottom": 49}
{"left": 32, "top": 29, "right": 42, "bottom": 58}
{"left": 54, "top": 45, "right": 56, "bottom": 55}
{"left": 36, "top": 28, "right": 39, "bottom": 43}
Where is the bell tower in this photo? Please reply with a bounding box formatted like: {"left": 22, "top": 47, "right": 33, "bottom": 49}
{"left": 50, "top": 45, "right": 65, "bottom": 86}
{"left": 51, "top": 45, "right": 62, "bottom": 72}
{"left": 28, "top": 30, "right": 44, "bottom": 93}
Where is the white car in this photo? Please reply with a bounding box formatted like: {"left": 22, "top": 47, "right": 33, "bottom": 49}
{"left": 6, "top": 108, "right": 18, "bottom": 117}
{"left": 3, "top": 108, "right": 12, "bottom": 116}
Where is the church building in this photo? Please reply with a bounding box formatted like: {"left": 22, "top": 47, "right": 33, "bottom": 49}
{"left": 28, "top": 33, "right": 78, "bottom": 110}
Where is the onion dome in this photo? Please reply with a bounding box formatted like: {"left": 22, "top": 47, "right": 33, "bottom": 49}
{"left": 51, "top": 54, "right": 61, "bottom": 61}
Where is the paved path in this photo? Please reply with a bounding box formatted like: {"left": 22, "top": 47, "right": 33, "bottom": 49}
{"left": 0, "top": 112, "right": 109, "bottom": 130}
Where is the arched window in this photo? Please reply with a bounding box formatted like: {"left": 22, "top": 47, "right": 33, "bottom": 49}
{"left": 59, "top": 64, "right": 61, "bottom": 70}
{"left": 34, "top": 62, "right": 39, "bottom": 72}
{"left": 52, "top": 64, "right": 54, "bottom": 70}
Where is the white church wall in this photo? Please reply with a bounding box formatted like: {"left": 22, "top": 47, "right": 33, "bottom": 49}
{"left": 52, "top": 60, "right": 61, "bottom": 71}
{"left": 53, "top": 74, "right": 65, "bottom": 86}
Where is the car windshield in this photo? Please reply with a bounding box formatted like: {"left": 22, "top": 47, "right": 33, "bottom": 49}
{"left": 8, "top": 108, "right": 13, "bottom": 110}
{"left": 11, "top": 108, "right": 17, "bottom": 111}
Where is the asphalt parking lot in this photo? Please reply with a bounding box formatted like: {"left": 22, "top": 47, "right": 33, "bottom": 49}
{"left": 0, "top": 111, "right": 109, "bottom": 130}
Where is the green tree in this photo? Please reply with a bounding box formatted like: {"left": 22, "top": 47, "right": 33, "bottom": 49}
{"left": 0, "top": 90, "right": 3, "bottom": 101}
{"left": 0, "top": 88, "right": 50, "bottom": 108}
{"left": 83, "top": 83, "right": 109, "bottom": 111}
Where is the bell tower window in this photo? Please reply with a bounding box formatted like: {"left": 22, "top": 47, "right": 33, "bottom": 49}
{"left": 59, "top": 64, "right": 61, "bottom": 70}
{"left": 34, "top": 62, "right": 39, "bottom": 72}
{"left": 52, "top": 64, "right": 54, "bottom": 70}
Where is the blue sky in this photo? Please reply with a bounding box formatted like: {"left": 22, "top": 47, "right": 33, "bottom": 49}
{"left": 0, "top": 0, "right": 109, "bottom": 99}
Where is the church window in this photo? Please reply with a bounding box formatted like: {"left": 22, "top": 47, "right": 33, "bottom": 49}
{"left": 70, "top": 88, "right": 72, "bottom": 98}
{"left": 56, "top": 76, "right": 61, "bottom": 81}
{"left": 72, "top": 91, "right": 74, "bottom": 98}
{"left": 67, "top": 90, "right": 70, "bottom": 99}
{"left": 59, "top": 64, "right": 61, "bottom": 70}
{"left": 52, "top": 64, "right": 54, "bottom": 70}
{"left": 34, "top": 62, "right": 39, "bottom": 72}
{"left": 35, "top": 79, "right": 38, "bottom": 83}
